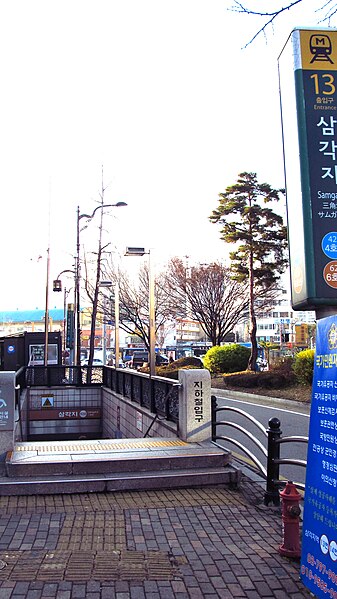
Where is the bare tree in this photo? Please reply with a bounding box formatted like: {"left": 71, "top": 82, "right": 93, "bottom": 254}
{"left": 82, "top": 169, "right": 118, "bottom": 378}
{"left": 104, "top": 262, "right": 175, "bottom": 351}
{"left": 102, "top": 256, "right": 281, "bottom": 353}
{"left": 231, "top": 1, "right": 337, "bottom": 47}
{"left": 165, "top": 258, "right": 264, "bottom": 347}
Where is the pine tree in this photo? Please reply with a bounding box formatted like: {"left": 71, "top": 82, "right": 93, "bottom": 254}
{"left": 210, "top": 172, "right": 288, "bottom": 370}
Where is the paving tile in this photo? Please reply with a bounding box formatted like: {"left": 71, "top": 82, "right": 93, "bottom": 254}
{"left": 0, "top": 477, "right": 313, "bottom": 598}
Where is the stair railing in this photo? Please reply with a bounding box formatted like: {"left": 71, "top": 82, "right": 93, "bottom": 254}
{"left": 211, "top": 395, "right": 308, "bottom": 506}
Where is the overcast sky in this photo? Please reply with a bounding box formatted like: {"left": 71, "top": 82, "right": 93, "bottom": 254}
{"left": 0, "top": 1, "right": 334, "bottom": 311}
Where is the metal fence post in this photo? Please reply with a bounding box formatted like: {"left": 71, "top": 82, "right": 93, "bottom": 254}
{"left": 264, "top": 417, "right": 282, "bottom": 506}
{"left": 150, "top": 377, "right": 156, "bottom": 414}
{"left": 211, "top": 395, "right": 217, "bottom": 441}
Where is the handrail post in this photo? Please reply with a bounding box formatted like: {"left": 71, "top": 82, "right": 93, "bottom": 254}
{"left": 211, "top": 395, "right": 217, "bottom": 441}
{"left": 150, "top": 376, "right": 156, "bottom": 414}
{"left": 264, "top": 417, "right": 282, "bottom": 506}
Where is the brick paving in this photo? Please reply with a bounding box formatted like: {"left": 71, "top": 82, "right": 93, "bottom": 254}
{"left": 0, "top": 477, "right": 311, "bottom": 598}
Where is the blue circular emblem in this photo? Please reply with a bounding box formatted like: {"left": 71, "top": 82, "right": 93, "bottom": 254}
{"left": 7, "top": 345, "right": 15, "bottom": 354}
{"left": 322, "top": 232, "right": 337, "bottom": 259}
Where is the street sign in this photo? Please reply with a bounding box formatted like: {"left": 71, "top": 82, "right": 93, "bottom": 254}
{"left": 66, "top": 303, "right": 74, "bottom": 349}
{"left": 41, "top": 395, "right": 54, "bottom": 408}
{"left": 279, "top": 28, "right": 337, "bottom": 310}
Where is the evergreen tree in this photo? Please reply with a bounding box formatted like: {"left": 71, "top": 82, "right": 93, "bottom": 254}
{"left": 210, "top": 172, "right": 288, "bottom": 370}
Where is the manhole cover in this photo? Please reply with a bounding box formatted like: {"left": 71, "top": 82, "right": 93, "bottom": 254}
{"left": 0, "top": 560, "right": 7, "bottom": 570}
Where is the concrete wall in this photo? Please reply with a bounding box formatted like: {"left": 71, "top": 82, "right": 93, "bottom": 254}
{"left": 16, "top": 385, "right": 177, "bottom": 441}
{"left": 102, "top": 387, "right": 177, "bottom": 439}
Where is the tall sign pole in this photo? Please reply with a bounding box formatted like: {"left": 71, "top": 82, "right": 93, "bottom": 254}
{"left": 279, "top": 28, "right": 337, "bottom": 598}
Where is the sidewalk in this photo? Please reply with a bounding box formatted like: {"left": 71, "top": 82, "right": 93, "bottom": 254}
{"left": 0, "top": 475, "right": 311, "bottom": 598}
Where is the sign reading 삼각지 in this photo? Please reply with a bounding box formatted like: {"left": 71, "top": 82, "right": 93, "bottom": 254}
{"left": 279, "top": 28, "right": 337, "bottom": 310}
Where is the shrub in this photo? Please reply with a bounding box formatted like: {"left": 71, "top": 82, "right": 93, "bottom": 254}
{"left": 203, "top": 344, "right": 250, "bottom": 374}
{"left": 293, "top": 349, "right": 315, "bottom": 386}
{"left": 222, "top": 370, "right": 294, "bottom": 389}
{"left": 168, "top": 356, "right": 203, "bottom": 369}
{"left": 141, "top": 356, "right": 203, "bottom": 379}
{"left": 155, "top": 364, "right": 202, "bottom": 379}
{"left": 270, "top": 356, "right": 294, "bottom": 375}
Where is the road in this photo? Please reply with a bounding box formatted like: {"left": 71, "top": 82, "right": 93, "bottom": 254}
{"left": 211, "top": 388, "right": 311, "bottom": 488}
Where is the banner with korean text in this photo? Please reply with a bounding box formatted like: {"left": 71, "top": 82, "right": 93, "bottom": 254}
{"left": 301, "top": 314, "right": 337, "bottom": 597}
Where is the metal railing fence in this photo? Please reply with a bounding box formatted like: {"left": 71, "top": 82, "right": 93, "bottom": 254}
{"left": 103, "top": 367, "right": 179, "bottom": 423}
{"left": 16, "top": 365, "right": 179, "bottom": 424}
{"left": 211, "top": 395, "right": 308, "bottom": 506}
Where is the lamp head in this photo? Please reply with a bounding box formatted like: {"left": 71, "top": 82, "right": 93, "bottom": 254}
{"left": 53, "top": 279, "right": 62, "bottom": 292}
{"left": 125, "top": 247, "right": 146, "bottom": 256}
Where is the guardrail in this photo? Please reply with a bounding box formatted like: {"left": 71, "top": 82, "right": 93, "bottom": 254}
{"left": 211, "top": 395, "right": 308, "bottom": 506}
{"left": 16, "top": 365, "right": 179, "bottom": 425}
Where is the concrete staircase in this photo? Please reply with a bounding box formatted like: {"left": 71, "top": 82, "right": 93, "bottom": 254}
{"left": 0, "top": 438, "right": 241, "bottom": 495}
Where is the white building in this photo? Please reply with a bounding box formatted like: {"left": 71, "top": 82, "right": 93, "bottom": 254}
{"left": 256, "top": 297, "right": 315, "bottom": 345}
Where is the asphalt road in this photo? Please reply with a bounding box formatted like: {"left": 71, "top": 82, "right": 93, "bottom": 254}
{"left": 211, "top": 388, "right": 311, "bottom": 488}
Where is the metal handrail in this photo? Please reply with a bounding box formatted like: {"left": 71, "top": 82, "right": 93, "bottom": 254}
{"left": 213, "top": 437, "right": 267, "bottom": 478}
{"left": 214, "top": 405, "right": 268, "bottom": 436}
{"left": 214, "top": 421, "right": 268, "bottom": 457}
{"left": 211, "top": 395, "right": 308, "bottom": 505}
{"left": 212, "top": 400, "right": 269, "bottom": 479}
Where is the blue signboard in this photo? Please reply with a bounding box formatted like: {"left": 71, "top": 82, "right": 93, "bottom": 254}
{"left": 301, "top": 315, "right": 337, "bottom": 597}
{"left": 322, "top": 233, "right": 337, "bottom": 260}
{"left": 66, "top": 303, "right": 75, "bottom": 350}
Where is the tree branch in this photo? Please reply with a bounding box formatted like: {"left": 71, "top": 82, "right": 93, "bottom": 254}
{"left": 230, "top": 0, "right": 336, "bottom": 47}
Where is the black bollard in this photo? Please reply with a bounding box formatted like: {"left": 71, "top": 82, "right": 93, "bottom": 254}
{"left": 264, "top": 417, "right": 282, "bottom": 506}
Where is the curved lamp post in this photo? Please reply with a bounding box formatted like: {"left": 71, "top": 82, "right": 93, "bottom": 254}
{"left": 76, "top": 201, "right": 127, "bottom": 366}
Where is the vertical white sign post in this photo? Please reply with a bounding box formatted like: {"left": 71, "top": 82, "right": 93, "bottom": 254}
{"left": 178, "top": 369, "right": 211, "bottom": 442}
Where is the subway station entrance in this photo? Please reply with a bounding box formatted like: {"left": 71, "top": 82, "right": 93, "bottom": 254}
{"left": 0, "top": 365, "right": 240, "bottom": 496}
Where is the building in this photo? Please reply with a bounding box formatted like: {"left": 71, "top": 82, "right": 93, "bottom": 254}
{"left": 255, "top": 299, "right": 315, "bottom": 347}
{"left": 0, "top": 309, "right": 64, "bottom": 336}
{"left": 175, "top": 318, "right": 205, "bottom": 343}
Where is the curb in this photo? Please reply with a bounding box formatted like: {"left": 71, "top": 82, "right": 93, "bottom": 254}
{"left": 211, "top": 387, "right": 311, "bottom": 414}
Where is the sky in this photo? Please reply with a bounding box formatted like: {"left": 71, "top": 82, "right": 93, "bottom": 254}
{"left": 0, "top": 0, "right": 335, "bottom": 311}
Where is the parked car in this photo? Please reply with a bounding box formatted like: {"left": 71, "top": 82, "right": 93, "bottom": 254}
{"left": 130, "top": 351, "right": 169, "bottom": 370}
{"left": 81, "top": 357, "right": 104, "bottom": 366}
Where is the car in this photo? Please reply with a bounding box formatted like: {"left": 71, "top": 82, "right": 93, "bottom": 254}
{"left": 131, "top": 351, "right": 169, "bottom": 369}
{"left": 81, "top": 357, "right": 104, "bottom": 366}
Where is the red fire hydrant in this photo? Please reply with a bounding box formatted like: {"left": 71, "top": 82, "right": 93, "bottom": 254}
{"left": 279, "top": 481, "right": 302, "bottom": 559}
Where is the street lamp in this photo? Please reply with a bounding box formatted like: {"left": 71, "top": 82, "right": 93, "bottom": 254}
{"left": 76, "top": 201, "right": 127, "bottom": 366}
{"left": 125, "top": 247, "right": 156, "bottom": 377}
{"left": 53, "top": 270, "right": 75, "bottom": 363}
